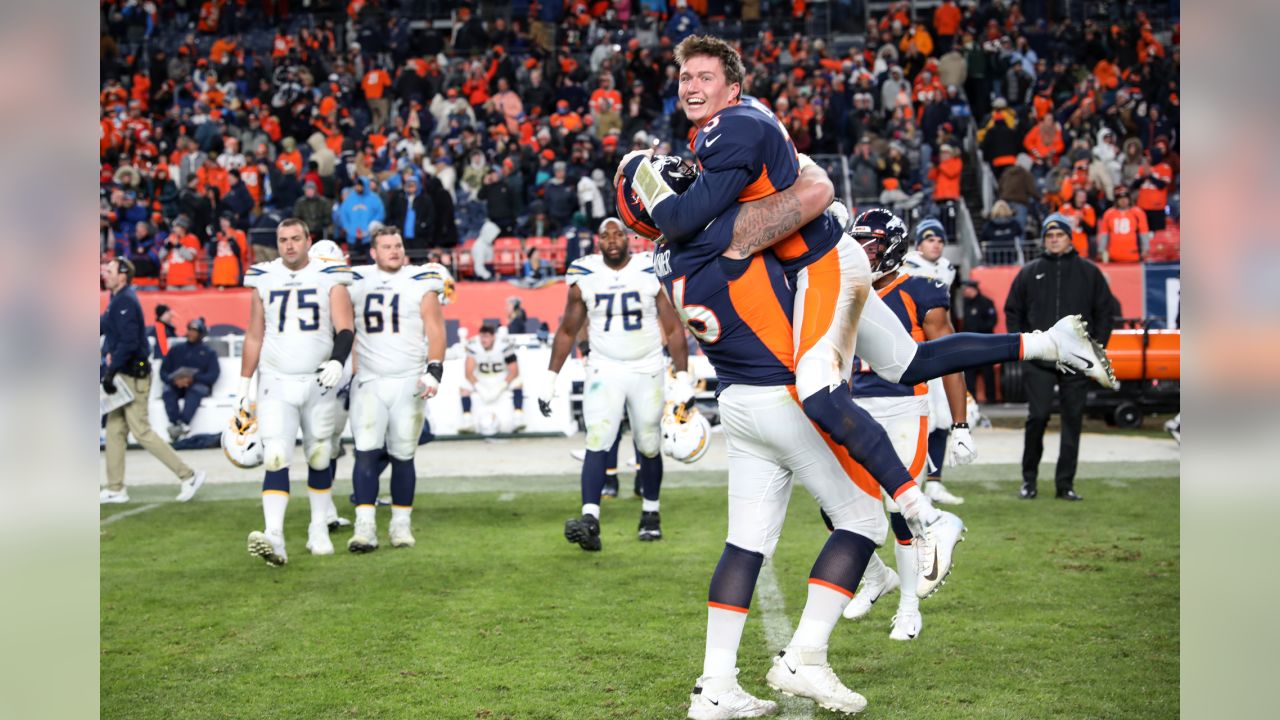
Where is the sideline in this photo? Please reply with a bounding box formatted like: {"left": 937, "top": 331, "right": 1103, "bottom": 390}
{"left": 101, "top": 503, "right": 162, "bottom": 526}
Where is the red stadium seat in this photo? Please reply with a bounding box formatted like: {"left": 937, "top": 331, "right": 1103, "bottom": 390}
{"left": 494, "top": 236, "right": 523, "bottom": 252}
{"left": 493, "top": 248, "right": 521, "bottom": 277}
{"left": 453, "top": 238, "right": 477, "bottom": 279}
{"left": 1147, "top": 226, "right": 1180, "bottom": 262}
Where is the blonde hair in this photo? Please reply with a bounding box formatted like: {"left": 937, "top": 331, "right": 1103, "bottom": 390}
{"left": 991, "top": 200, "right": 1013, "bottom": 219}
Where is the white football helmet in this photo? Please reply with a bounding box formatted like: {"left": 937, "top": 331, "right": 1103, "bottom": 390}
{"left": 222, "top": 406, "right": 264, "bottom": 468}
{"left": 309, "top": 239, "right": 345, "bottom": 264}
{"left": 419, "top": 261, "right": 456, "bottom": 305}
{"left": 661, "top": 403, "right": 712, "bottom": 464}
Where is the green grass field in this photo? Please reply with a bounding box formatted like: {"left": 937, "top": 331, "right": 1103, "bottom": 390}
{"left": 101, "top": 467, "right": 1178, "bottom": 719}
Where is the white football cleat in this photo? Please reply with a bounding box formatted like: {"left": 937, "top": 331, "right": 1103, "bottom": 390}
{"left": 348, "top": 519, "right": 379, "bottom": 553}
{"left": 326, "top": 513, "right": 352, "bottom": 531}
{"left": 687, "top": 673, "right": 778, "bottom": 719}
{"left": 175, "top": 470, "right": 206, "bottom": 503}
{"left": 389, "top": 517, "right": 416, "bottom": 548}
{"left": 765, "top": 647, "right": 868, "bottom": 714}
{"left": 889, "top": 610, "right": 923, "bottom": 641}
{"left": 843, "top": 554, "right": 900, "bottom": 620}
{"left": 247, "top": 530, "right": 288, "bottom": 566}
{"left": 100, "top": 488, "right": 130, "bottom": 505}
{"left": 1047, "top": 315, "right": 1117, "bottom": 389}
{"left": 913, "top": 511, "right": 965, "bottom": 599}
{"left": 513, "top": 409, "right": 526, "bottom": 432}
{"left": 458, "top": 412, "right": 476, "bottom": 434}
{"left": 1164, "top": 414, "right": 1181, "bottom": 444}
{"left": 306, "top": 522, "right": 334, "bottom": 555}
{"left": 923, "top": 480, "right": 964, "bottom": 505}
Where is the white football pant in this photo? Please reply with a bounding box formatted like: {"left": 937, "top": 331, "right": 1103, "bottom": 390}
{"left": 350, "top": 375, "right": 426, "bottom": 461}
{"left": 581, "top": 358, "right": 664, "bottom": 457}
{"left": 852, "top": 395, "right": 930, "bottom": 512}
{"left": 792, "top": 236, "right": 872, "bottom": 400}
{"left": 256, "top": 372, "right": 338, "bottom": 472}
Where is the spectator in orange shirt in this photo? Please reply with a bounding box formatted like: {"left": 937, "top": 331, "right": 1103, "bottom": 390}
{"left": 276, "top": 136, "right": 303, "bottom": 178}
{"left": 162, "top": 219, "right": 202, "bottom": 289}
{"left": 1058, "top": 188, "right": 1098, "bottom": 259}
{"left": 1024, "top": 112, "right": 1065, "bottom": 173}
{"left": 933, "top": 0, "right": 962, "bottom": 53}
{"left": 1133, "top": 151, "right": 1173, "bottom": 231}
{"left": 363, "top": 64, "right": 393, "bottom": 129}
{"left": 549, "top": 99, "right": 584, "bottom": 133}
{"left": 1098, "top": 187, "right": 1150, "bottom": 263}
{"left": 928, "top": 143, "right": 963, "bottom": 202}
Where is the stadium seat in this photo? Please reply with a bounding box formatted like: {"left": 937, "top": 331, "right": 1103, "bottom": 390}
{"left": 1147, "top": 227, "right": 1181, "bottom": 262}
{"left": 493, "top": 248, "right": 521, "bottom": 277}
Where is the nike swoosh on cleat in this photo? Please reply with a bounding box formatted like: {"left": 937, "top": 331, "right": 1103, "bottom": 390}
{"left": 1070, "top": 353, "right": 1094, "bottom": 369}
{"left": 923, "top": 550, "right": 940, "bottom": 581}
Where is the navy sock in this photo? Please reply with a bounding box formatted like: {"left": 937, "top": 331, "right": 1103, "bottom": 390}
{"left": 808, "top": 529, "right": 877, "bottom": 595}
{"left": 374, "top": 448, "right": 391, "bottom": 479}
{"left": 580, "top": 449, "right": 609, "bottom": 506}
{"left": 352, "top": 449, "right": 382, "bottom": 506}
{"left": 418, "top": 415, "right": 435, "bottom": 445}
{"left": 709, "top": 543, "right": 765, "bottom": 611}
{"left": 605, "top": 431, "right": 623, "bottom": 473}
{"left": 328, "top": 458, "right": 339, "bottom": 485}
{"left": 900, "top": 333, "right": 1021, "bottom": 386}
{"left": 927, "top": 429, "right": 948, "bottom": 481}
{"left": 389, "top": 458, "right": 415, "bottom": 507}
{"left": 512, "top": 388, "right": 524, "bottom": 411}
{"left": 263, "top": 468, "right": 289, "bottom": 493}
{"left": 638, "top": 452, "right": 663, "bottom": 502}
{"left": 889, "top": 511, "right": 913, "bottom": 545}
{"left": 307, "top": 464, "right": 333, "bottom": 491}
{"left": 461, "top": 395, "right": 472, "bottom": 413}
{"left": 801, "top": 383, "right": 913, "bottom": 497}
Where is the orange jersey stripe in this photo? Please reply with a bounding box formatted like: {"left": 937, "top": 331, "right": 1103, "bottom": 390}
{"left": 737, "top": 165, "right": 778, "bottom": 202}
{"left": 786, "top": 385, "right": 882, "bottom": 499}
{"left": 728, "top": 257, "right": 795, "bottom": 371}
{"left": 809, "top": 577, "right": 854, "bottom": 598}
{"left": 907, "top": 416, "right": 929, "bottom": 478}
{"left": 708, "top": 601, "right": 750, "bottom": 614}
{"left": 796, "top": 248, "right": 842, "bottom": 362}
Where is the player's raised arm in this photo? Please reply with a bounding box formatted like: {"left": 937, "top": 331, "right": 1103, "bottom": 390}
{"left": 723, "top": 164, "right": 834, "bottom": 260}
{"left": 237, "top": 291, "right": 265, "bottom": 411}
{"left": 538, "top": 284, "right": 588, "bottom": 417}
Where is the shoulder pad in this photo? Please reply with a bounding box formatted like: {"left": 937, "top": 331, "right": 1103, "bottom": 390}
{"left": 243, "top": 260, "right": 278, "bottom": 287}
{"left": 318, "top": 263, "right": 355, "bottom": 285}
{"left": 695, "top": 110, "right": 764, "bottom": 169}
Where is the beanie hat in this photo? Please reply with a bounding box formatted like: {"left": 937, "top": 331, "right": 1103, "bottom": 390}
{"left": 1042, "top": 213, "right": 1072, "bottom": 237}
{"left": 915, "top": 217, "right": 945, "bottom": 244}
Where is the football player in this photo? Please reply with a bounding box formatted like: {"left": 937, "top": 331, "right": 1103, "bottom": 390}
{"left": 841, "top": 209, "right": 978, "bottom": 642}
{"left": 462, "top": 325, "right": 520, "bottom": 436}
{"left": 238, "top": 218, "right": 355, "bottom": 566}
{"left": 345, "top": 226, "right": 448, "bottom": 552}
{"left": 538, "top": 217, "right": 692, "bottom": 550}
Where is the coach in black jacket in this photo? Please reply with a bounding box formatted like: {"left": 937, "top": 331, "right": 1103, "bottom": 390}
{"left": 385, "top": 176, "right": 436, "bottom": 251}
{"left": 1004, "top": 214, "right": 1115, "bottom": 501}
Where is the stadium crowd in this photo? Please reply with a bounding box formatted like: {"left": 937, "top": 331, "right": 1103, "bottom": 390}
{"left": 99, "top": 0, "right": 1178, "bottom": 289}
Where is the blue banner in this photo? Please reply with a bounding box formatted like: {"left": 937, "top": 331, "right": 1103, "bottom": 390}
{"left": 1144, "top": 262, "right": 1181, "bottom": 328}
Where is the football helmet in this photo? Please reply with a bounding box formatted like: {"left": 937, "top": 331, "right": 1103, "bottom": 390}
{"left": 617, "top": 154, "right": 698, "bottom": 240}
{"left": 661, "top": 402, "right": 712, "bottom": 464}
{"left": 309, "top": 239, "right": 345, "bottom": 264}
{"left": 851, "top": 208, "right": 909, "bottom": 280}
{"left": 222, "top": 406, "right": 264, "bottom": 468}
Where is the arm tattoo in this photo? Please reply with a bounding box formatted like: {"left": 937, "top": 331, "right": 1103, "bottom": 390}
{"left": 728, "top": 191, "right": 804, "bottom": 259}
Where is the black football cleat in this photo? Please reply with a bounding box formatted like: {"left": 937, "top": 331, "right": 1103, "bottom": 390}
{"left": 1020, "top": 483, "right": 1038, "bottom": 499}
{"left": 601, "top": 476, "right": 619, "bottom": 499}
{"left": 564, "top": 514, "right": 602, "bottom": 551}
{"left": 638, "top": 511, "right": 662, "bottom": 541}
{"left": 1055, "top": 489, "right": 1083, "bottom": 501}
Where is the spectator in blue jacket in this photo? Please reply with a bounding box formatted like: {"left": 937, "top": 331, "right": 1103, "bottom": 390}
{"left": 337, "top": 177, "right": 386, "bottom": 258}
{"left": 161, "top": 317, "right": 222, "bottom": 441}
{"left": 664, "top": 0, "right": 702, "bottom": 44}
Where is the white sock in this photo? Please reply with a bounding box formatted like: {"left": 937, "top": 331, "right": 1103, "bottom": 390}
{"left": 642, "top": 499, "right": 660, "bottom": 512}
{"left": 391, "top": 506, "right": 412, "bottom": 523}
{"left": 323, "top": 492, "right": 339, "bottom": 521}
{"left": 355, "top": 505, "right": 377, "bottom": 525}
{"left": 1020, "top": 332, "right": 1056, "bottom": 361}
{"left": 703, "top": 605, "right": 749, "bottom": 679}
{"left": 858, "top": 552, "right": 889, "bottom": 593}
{"left": 582, "top": 503, "right": 600, "bottom": 519}
{"left": 307, "top": 489, "right": 331, "bottom": 525}
{"left": 789, "top": 581, "right": 850, "bottom": 651}
{"left": 894, "top": 542, "right": 920, "bottom": 612}
{"left": 895, "top": 486, "right": 940, "bottom": 523}
{"left": 262, "top": 492, "right": 288, "bottom": 536}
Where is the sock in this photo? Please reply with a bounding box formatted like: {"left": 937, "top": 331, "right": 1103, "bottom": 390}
{"left": 262, "top": 469, "right": 290, "bottom": 536}
{"left": 1020, "top": 331, "right": 1055, "bottom": 361}
{"left": 857, "top": 551, "right": 890, "bottom": 593}
{"left": 374, "top": 448, "right": 391, "bottom": 479}
{"left": 355, "top": 504, "right": 376, "bottom": 526}
{"left": 391, "top": 505, "right": 411, "bottom": 524}
{"left": 580, "top": 449, "right": 609, "bottom": 506}
{"left": 328, "top": 458, "right": 339, "bottom": 485}
{"left": 703, "top": 543, "right": 765, "bottom": 678}
{"left": 642, "top": 499, "right": 660, "bottom": 512}
{"left": 512, "top": 388, "right": 524, "bottom": 410}
{"left": 790, "top": 530, "right": 876, "bottom": 650}
{"left": 802, "top": 383, "right": 914, "bottom": 497}
{"left": 581, "top": 502, "right": 600, "bottom": 519}
{"left": 889, "top": 511, "right": 914, "bottom": 545}
{"left": 461, "top": 395, "right": 472, "bottom": 413}
{"left": 306, "top": 465, "right": 334, "bottom": 525}
{"left": 352, "top": 449, "right": 382, "bottom": 507}
{"left": 638, "top": 452, "right": 663, "bottom": 502}
{"left": 605, "top": 432, "right": 622, "bottom": 474}
{"left": 895, "top": 542, "right": 920, "bottom": 612}
{"left": 389, "top": 457, "right": 415, "bottom": 508}
{"left": 323, "top": 491, "right": 339, "bottom": 522}
{"left": 900, "top": 333, "right": 1023, "bottom": 385}
{"left": 927, "top": 429, "right": 948, "bottom": 481}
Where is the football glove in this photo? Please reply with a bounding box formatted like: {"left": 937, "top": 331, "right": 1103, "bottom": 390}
{"left": 537, "top": 369, "right": 558, "bottom": 418}
{"left": 417, "top": 361, "right": 443, "bottom": 399}
{"left": 236, "top": 376, "right": 254, "bottom": 413}
{"left": 668, "top": 370, "right": 696, "bottom": 415}
{"left": 630, "top": 155, "right": 675, "bottom": 213}
{"left": 101, "top": 371, "right": 118, "bottom": 395}
{"left": 316, "top": 359, "right": 343, "bottom": 388}
{"left": 947, "top": 424, "right": 977, "bottom": 466}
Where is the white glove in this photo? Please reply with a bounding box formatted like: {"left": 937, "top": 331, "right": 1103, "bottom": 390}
{"left": 630, "top": 155, "right": 675, "bottom": 213}
{"left": 827, "top": 199, "right": 853, "bottom": 234}
{"left": 483, "top": 381, "right": 509, "bottom": 404}
{"left": 668, "top": 370, "right": 695, "bottom": 410}
{"left": 796, "top": 152, "right": 818, "bottom": 171}
{"left": 947, "top": 426, "right": 977, "bottom": 466}
{"left": 316, "top": 359, "right": 343, "bottom": 388}
{"left": 613, "top": 148, "right": 654, "bottom": 189}
{"left": 537, "top": 369, "right": 558, "bottom": 417}
{"left": 236, "top": 376, "right": 254, "bottom": 413}
{"left": 417, "top": 375, "right": 439, "bottom": 399}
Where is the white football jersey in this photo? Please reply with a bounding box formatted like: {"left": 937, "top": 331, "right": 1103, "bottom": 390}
{"left": 468, "top": 338, "right": 515, "bottom": 386}
{"left": 566, "top": 252, "right": 663, "bottom": 371}
{"left": 902, "top": 250, "right": 957, "bottom": 287}
{"left": 349, "top": 263, "right": 446, "bottom": 379}
{"left": 245, "top": 258, "right": 353, "bottom": 376}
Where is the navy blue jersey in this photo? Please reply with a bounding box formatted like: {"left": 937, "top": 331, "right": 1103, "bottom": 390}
{"left": 653, "top": 204, "right": 797, "bottom": 388}
{"left": 647, "top": 100, "right": 841, "bottom": 272}
{"left": 852, "top": 274, "right": 951, "bottom": 397}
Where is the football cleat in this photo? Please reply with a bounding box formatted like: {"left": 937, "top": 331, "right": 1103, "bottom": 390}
{"left": 458, "top": 412, "right": 476, "bottom": 434}
{"left": 1165, "top": 414, "right": 1180, "bottom": 444}
{"left": 1047, "top": 315, "right": 1118, "bottom": 389}
{"left": 602, "top": 475, "right": 620, "bottom": 499}
{"left": 1056, "top": 489, "right": 1084, "bottom": 501}
{"left": 327, "top": 514, "right": 352, "bottom": 531}
{"left": 306, "top": 522, "right": 334, "bottom": 556}
{"left": 923, "top": 480, "right": 964, "bottom": 505}
{"left": 889, "top": 610, "right": 923, "bottom": 641}
{"left": 765, "top": 647, "right": 868, "bottom": 714}
{"left": 247, "top": 530, "right": 287, "bottom": 566}
{"left": 1020, "top": 483, "right": 1038, "bottom": 500}
{"left": 564, "top": 513, "right": 602, "bottom": 552}
{"left": 389, "top": 517, "right": 416, "bottom": 548}
{"left": 843, "top": 555, "right": 901, "bottom": 620}
{"left": 513, "top": 409, "right": 526, "bottom": 432}
{"left": 347, "top": 519, "right": 379, "bottom": 553}
{"left": 638, "top": 511, "right": 662, "bottom": 541}
{"left": 912, "top": 511, "right": 965, "bottom": 599}
{"left": 100, "top": 488, "right": 130, "bottom": 505}
{"left": 687, "top": 673, "right": 779, "bottom": 719}
{"left": 175, "top": 470, "right": 206, "bottom": 503}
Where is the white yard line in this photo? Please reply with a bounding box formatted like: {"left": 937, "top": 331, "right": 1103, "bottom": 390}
{"left": 496, "top": 492, "right": 517, "bottom": 502}
{"left": 756, "top": 562, "right": 814, "bottom": 720}
{"left": 101, "top": 503, "right": 162, "bottom": 526}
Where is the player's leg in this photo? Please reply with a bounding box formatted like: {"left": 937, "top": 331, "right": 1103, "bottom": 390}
{"left": 564, "top": 362, "right": 627, "bottom": 551}
{"left": 385, "top": 377, "right": 426, "bottom": 547}
{"left": 299, "top": 382, "right": 339, "bottom": 555}
{"left": 458, "top": 385, "right": 474, "bottom": 433}
{"left": 249, "top": 374, "right": 301, "bottom": 565}
{"left": 602, "top": 428, "right": 622, "bottom": 499}
{"left": 325, "top": 379, "right": 352, "bottom": 529}
{"left": 626, "top": 368, "right": 667, "bottom": 540}
{"left": 511, "top": 378, "right": 525, "bottom": 432}
{"left": 923, "top": 377, "right": 964, "bottom": 505}
{"left": 348, "top": 376, "right": 391, "bottom": 552}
